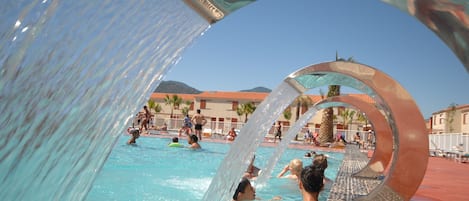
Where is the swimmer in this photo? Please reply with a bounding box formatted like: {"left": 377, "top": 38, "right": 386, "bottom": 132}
{"left": 232, "top": 178, "right": 256, "bottom": 201}
{"left": 127, "top": 129, "right": 140, "bottom": 144}
{"left": 187, "top": 134, "right": 201, "bottom": 149}
{"left": 277, "top": 158, "right": 303, "bottom": 180}
{"left": 168, "top": 137, "right": 184, "bottom": 148}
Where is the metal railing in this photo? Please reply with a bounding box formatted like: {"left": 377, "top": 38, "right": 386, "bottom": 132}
{"left": 144, "top": 117, "right": 469, "bottom": 153}
{"left": 429, "top": 133, "right": 469, "bottom": 153}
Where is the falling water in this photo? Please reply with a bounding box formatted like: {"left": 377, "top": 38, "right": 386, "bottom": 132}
{"left": 203, "top": 81, "right": 301, "bottom": 201}
{"left": 0, "top": 1, "right": 209, "bottom": 200}
{"left": 255, "top": 107, "right": 318, "bottom": 187}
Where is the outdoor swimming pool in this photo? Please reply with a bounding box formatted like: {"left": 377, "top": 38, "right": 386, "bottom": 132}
{"left": 86, "top": 135, "right": 344, "bottom": 201}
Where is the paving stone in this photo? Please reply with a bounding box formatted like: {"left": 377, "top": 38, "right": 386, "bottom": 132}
{"left": 327, "top": 145, "right": 381, "bottom": 201}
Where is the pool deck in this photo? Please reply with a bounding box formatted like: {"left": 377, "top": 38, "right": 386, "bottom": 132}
{"left": 139, "top": 132, "right": 469, "bottom": 200}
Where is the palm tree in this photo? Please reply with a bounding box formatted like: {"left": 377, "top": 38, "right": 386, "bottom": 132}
{"left": 293, "top": 95, "right": 313, "bottom": 140}
{"left": 181, "top": 100, "right": 192, "bottom": 116}
{"left": 293, "top": 95, "right": 313, "bottom": 121}
{"left": 147, "top": 99, "right": 156, "bottom": 127}
{"left": 447, "top": 103, "right": 458, "bottom": 132}
{"left": 355, "top": 112, "right": 368, "bottom": 130}
{"left": 317, "top": 52, "right": 356, "bottom": 144}
{"left": 237, "top": 102, "right": 256, "bottom": 123}
{"left": 283, "top": 106, "right": 292, "bottom": 121}
{"left": 340, "top": 109, "right": 356, "bottom": 137}
{"left": 164, "top": 94, "right": 182, "bottom": 117}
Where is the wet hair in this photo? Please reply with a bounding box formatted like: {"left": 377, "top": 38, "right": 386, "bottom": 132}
{"left": 130, "top": 129, "right": 140, "bottom": 138}
{"left": 172, "top": 137, "right": 179, "bottom": 143}
{"left": 233, "top": 178, "right": 251, "bottom": 200}
{"left": 190, "top": 134, "right": 198, "bottom": 143}
{"left": 312, "top": 154, "right": 328, "bottom": 172}
{"left": 289, "top": 158, "right": 303, "bottom": 173}
{"left": 300, "top": 165, "right": 324, "bottom": 193}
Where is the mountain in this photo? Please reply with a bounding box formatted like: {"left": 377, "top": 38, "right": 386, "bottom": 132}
{"left": 154, "top": 81, "right": 201, "bottom": 94}
{"left": 154, "top": 80, "right": 271, "bottom": 93}
{"left": 239, "top": 87, "right": 272, "bottom": 93}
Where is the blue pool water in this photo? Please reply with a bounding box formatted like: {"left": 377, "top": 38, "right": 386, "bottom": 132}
{"left": 86, "top": 136, "right": 344, "bottom": 201}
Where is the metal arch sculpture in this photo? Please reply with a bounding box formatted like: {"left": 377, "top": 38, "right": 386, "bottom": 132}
{"left": 285, "top": 61, "right": 428, "bottom": 201}
{"left": 314, "top": 95, "right": 394, "bottom": 179}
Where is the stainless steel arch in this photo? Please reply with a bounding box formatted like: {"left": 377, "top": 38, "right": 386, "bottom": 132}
{"left": 286, "top": 61, "right": 427, "bottom": 201}
{"left": 314, "top": 95, "right": 394, "bottom": 179}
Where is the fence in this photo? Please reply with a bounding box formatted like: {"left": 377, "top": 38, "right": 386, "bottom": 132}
{"left": 144, "top": 117, "right": 469, "bottom": 153}
{"left": 429, "top": 133, "right": 469, "bottom": 153}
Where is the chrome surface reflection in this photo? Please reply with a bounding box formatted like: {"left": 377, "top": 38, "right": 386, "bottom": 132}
{"left": 384, "top": 0, "right": 469, "bottom": 72}
{"left": 287, "top": 61, "right": 427, "bottom": 201}
{"left": 314, "top": 96, "right": 394, "bottom": 179}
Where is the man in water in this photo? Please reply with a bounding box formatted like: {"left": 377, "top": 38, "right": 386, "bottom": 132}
{"left": 232, "top": 178, "right": 256, "bottom": 201}
{"left": 191, "top": 109, "right": 206, "bottom": 140}
{"left": 127, "top": 129, "right": 140, "bottom": 145}
{"left": 187, "top": 134, "right": 201, "bottom": 149}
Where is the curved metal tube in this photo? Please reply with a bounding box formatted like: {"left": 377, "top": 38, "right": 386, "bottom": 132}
{"left": 287, "top": 61, "right": 428, "bottom": 201}
{"left": 384, "top": 0, "right": 469, "bottom": 73}
{"left": 314, "top": 95, "right": 394, "bottom": 179}
{"left": 183, "top": 0, "right": 256, "bottom": 24}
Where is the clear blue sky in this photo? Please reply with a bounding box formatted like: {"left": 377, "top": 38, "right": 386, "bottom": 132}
{"left": 165, "top": 0, "right": 469, "bottom": 119}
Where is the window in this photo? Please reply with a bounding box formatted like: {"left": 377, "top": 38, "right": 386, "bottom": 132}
{"left": 190, "top": 102, "right": 194, "bottom": 110}
{"left": 232, "top": 101, "right": 238, "bottom": 111}
{"left": 200, "top": 100, "right": 206, "bottom": 109}
{"left": 463, "top": 113, "right": 467, "bottom": 125}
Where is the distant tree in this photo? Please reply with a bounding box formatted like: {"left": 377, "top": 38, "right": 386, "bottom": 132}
{"left": 181, "top": 100, "right": 192, "bottom": 116}
{"left": 283, "top": 106, "right": 292, "bottom": 120}
{"left": 237, "top": 102, "right": 256, "bottom": 123}
{"left": 340, "top": 108, "right": 356, "bottom": 130}
{"left": 293, "top": 95, "right": 313, "bottom": 121}
{"left": 164, "top": 94, "right": 182, "bottom": 117}
{"left": 318, "top": 52, "right": 356, "bottom": 144}
{"left": 447, "top": 103, "right": 458, "bottom": 133}
{"left": 292, "top": 95, "right": 313, "bottom": 140}
{"left": 147, "top": 99, "right": 156, "bottom": 112}
{"left": 355, "top": 112, "right": 368, "bottom": 130}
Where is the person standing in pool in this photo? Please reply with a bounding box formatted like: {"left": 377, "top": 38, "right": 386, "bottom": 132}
{"left": 140, "top": 105, "right": 151, "bottom": 134}
{"left": 232, "top": 178, "right": 256, "bottom": 201}
{"left": 191, "top": 109, "right": 207, "bottom": 141}
{"left": 187, "top": 134, "right": 201, "bottom": 149}
{"left": 127, "top": 129, "right": 140, "bottom": 145}
{"left": 277, "top": 158, "right": 303, "bottom": 180}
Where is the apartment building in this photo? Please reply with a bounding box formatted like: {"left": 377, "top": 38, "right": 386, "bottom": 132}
{"left": 147, "top": 91, "right": 375, "bottom": 135}
{"left": 430, "top": 104, "right": 469, "bottom": 134}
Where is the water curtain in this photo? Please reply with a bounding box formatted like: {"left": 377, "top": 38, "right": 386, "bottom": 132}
{"left": 203, "top": 82, "right": 300, "bottom": 201}
{"left": 0, "top": 1, "right": 209, "bottom": 200}
{"left": 255, "top": 107, "right": 318, "bottom": 187}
